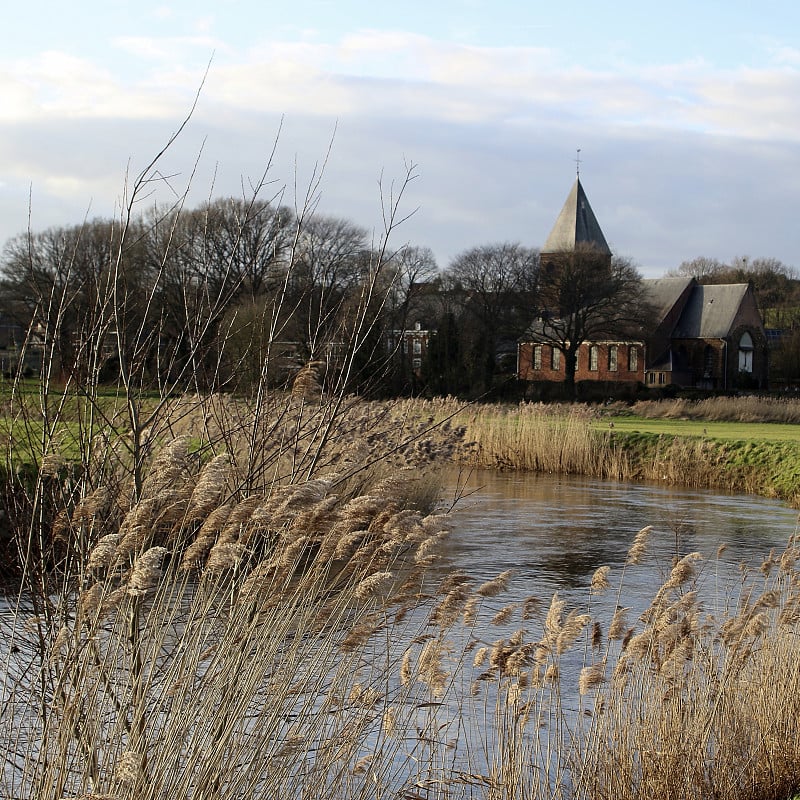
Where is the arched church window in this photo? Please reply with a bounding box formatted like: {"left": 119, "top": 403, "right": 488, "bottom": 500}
{"left": 589, "top": 345, "right": 599, "bottom": 371}
{"left": 628, "top": 346, "right": 638, "bottom": 372}
{"left": 738, "top": 332, "right": 754, "bottom": 373}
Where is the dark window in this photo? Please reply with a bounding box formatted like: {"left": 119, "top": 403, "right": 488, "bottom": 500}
{"left": 704, "top": 345, "right": 714, "bottom": 377}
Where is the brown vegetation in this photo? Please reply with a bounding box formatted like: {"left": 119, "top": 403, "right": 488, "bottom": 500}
{"left": 6, "top": 446, "right": 800, "bottom": 799}
{"left": 1, "top": 398, "right": 465, "bottom": 799}
{"left": 409, "top": 397, "right": 800, "bottom": 506}
{"left": 631, "top": 395, "right": 800, "bottom": 424}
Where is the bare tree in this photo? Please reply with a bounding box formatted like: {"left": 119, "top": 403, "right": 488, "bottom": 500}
{"left": 534, "top": 246, "right": 651, "bottom": 398}
{"left": 445, "top": 243, "right": 538, "bottom": 393}
{"left": 199, "top": 197, "right": 294, "bottom": 302}
{"left": 668, "top": 256, "right": 726, "bottom": 280}
{"left": 287, "top": 214, "right": 370, "bottom": 360}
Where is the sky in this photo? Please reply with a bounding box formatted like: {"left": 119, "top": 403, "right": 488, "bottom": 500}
{"left": 2, "top": 0, "right": 800, "bottom": 277}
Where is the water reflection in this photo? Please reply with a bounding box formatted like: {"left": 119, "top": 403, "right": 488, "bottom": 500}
{"left": 440, "top": 469, "right": 798, "bottom": 604}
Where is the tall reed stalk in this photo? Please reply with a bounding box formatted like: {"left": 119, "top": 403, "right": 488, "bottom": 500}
{"left": 0, "top": 121, "right": 469, "bottom": 798}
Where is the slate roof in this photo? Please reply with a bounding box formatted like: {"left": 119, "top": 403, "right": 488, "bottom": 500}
{"left": 542, "top": 178, "right": 612, "bottom": 255}
{"left": 643, "top": 277, "right": 694, "bottom": 326}
{"left": 671, "top": 284, "right": 750, "bottom": 339}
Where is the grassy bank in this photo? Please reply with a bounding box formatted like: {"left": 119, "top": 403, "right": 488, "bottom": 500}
{"left": 594, "top": 416, "right": 800, "bottom": 442}
{"left": 609, "top": 431, "right": 800, "bottom": 503}
{"left": 401, "top": 398, "right": 800, "bottom": 507}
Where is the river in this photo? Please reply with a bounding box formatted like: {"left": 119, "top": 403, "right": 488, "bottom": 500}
{"left": 439, "top": 467, "right": 798, "bottom": 605}
{"left": 3, "top": 471, "right": 797, "bottom": 797}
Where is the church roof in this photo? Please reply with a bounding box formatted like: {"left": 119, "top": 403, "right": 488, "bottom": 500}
{"left": 671, "top": 283, "right": 751, "bottom": 339}
{"left": 643, "top": 277, "right": 695, "bottom": 325}
{"left": 542, "top": 178, "right": 612, "bottom": 255}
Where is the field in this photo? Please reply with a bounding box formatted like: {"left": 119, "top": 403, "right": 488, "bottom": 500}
{"left": 592, "top": 415, "right": 800, "bottom": 442}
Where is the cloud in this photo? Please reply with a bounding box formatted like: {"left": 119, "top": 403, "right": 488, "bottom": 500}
{"left": 189, "top": 33, "right": 800, "bottom": 143}
{"left": 114, "top": 34, "right": 221, "bottom": 62}
{"left": 4, "top": 31, "right": 800, "bottom": 140}
{"left": 1, "top": 28, "right": 799, "bottom": 275}
{"left": 0, "top": 50, "right": 187, "bottom": 121}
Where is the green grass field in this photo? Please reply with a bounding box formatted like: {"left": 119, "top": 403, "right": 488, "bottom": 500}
{"left": 592, "top": 416, "right": 800, "bottom": 442}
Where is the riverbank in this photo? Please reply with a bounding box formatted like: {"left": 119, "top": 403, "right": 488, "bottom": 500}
{"left": 398, "top": 398, "right": 800, "bottom": 507}
{"left": 4, "top": 391, "right": 800, "bottom": 800}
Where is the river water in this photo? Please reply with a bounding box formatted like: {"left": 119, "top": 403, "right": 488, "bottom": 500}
{"left": 3, "top": 471, "right": 796, "bottom": 797}
{"left": 439, "top": 468, "right": 798, "bottom": 607}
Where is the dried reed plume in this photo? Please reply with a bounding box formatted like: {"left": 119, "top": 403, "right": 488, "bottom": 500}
{"left": 354, "top": 571, "right": 393, "bottom": 600}
{"left": 477, "top": 569, "right": 515, "bottom": 597}
{"left": 417, "top": 639, "right": 449, "bottom": 696}
{"left": 87, "top": 533, "right": 123, "bottom": 572}
{"left": 127, "top": 546, "right": 168, "bottom": 596}
{"left": 626, "top": 525, "right": 653, "bottom": 565}
{"left": 578, "top": 661, "right": 606, "bottom": 695}
{"left": 590, "top": 565, "right": 611, "bottom": 591}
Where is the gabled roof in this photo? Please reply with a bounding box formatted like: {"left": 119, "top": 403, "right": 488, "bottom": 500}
{"left": 542, "top": 178, "right": 611, "bottom": 255}
{"left": 672, "top": 284, "right": 751, "bottom": 339}
{"left": 643, "top": 277, "right": 694, "bottom": 326}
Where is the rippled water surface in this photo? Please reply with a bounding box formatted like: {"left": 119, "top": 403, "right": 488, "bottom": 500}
{"left": 437, "top": 469, "right": 798, "bottom": 613}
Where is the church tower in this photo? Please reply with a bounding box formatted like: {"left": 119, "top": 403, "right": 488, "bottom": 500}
{"left": 541, "top": 177, "right": 612, "bottom": 266}
{"left": 539, "top": 177, "right": 613, "bottom": 317}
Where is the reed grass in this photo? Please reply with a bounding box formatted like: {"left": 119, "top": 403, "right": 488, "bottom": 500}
{"left": 6, "top": 372, "right": 796, "bottom": 797}
{"left": 0, "top": 410, "right": 459, "bottom": 799}
{"left": 404, "top": 398, "right": 800, "bottom": 506}
{"left": 631, "top": 395, "right": 800, "bottom": 424}
{"left": 5, "top": 401, "right": 800, "bottom": 799}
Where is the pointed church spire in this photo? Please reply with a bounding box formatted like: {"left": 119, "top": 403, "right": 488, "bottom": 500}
{"left": 542, "top": 178, "right": 611, "bottom": 256}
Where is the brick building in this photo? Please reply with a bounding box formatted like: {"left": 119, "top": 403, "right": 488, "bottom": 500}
{"left": 386, "top": 321, "right": 432, "bottom": 377}
{"left": 518, "top": 339, "right": 644, "bottom": 385}
{"left": 518, "top": 179, "right": 769, "bottom": 391}
{"left": 642, "top": 278, "right": 768, "bottom": 390}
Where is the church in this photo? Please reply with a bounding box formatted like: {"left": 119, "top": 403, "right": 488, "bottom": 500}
{"left": 517, "top": 179, "right": 769, "bottom": 392}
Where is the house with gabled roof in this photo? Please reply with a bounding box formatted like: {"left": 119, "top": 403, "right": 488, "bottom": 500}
{"left": 518, "top": 179, "right": 769, "bottom": 392}
{"left": 643, "top": 278, "right": 768, "bottom": 389}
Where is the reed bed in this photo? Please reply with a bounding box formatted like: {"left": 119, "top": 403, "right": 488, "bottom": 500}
{"left": 631, "top": 395, "right": 800, "bottom": 424}
{"left": 0, "top": 404, "right": 461, "bottom": 800}
{"left": 1, "top": 388, "right": 800, "bottom": 799}
{"left": 400, "top": 397, "right": 800, "bottom": 505}
{"left": 5, "top": 445, "right": 800, "bottom": 799}
{"left": 468, "top": 403, "right": 611, "bottom": 475}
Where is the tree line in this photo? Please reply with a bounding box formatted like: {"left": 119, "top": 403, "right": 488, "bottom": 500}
{"left": 0, "top": 198, "right": 657, "bottom": 399}
{"left": 0, "top": 198, "right": 405, "bottom": 396}
{"left": 7, "top": 199, "right": 800, "bottom": 398}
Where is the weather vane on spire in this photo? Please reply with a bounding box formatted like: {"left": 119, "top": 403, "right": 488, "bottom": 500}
{"left": 575, "top": 148, "right": 582, "bottom": 177}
